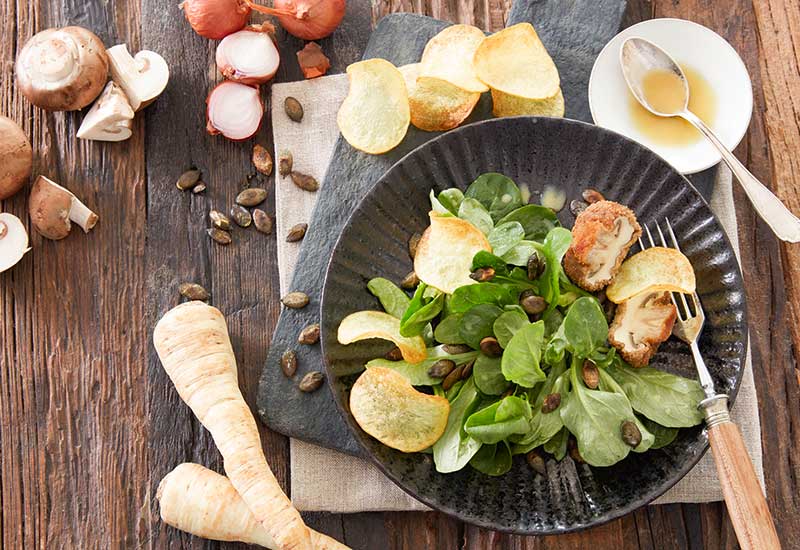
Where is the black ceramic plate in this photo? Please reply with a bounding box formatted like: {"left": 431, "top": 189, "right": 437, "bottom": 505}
{"left": 320, "top": 117, "right": 747, "bottom": 534}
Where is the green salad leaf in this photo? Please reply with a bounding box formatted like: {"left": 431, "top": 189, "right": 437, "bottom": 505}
{"left": 473, "top": 353, "right": 509, "bottom": 395}
{"left": 433, "top": 378, "right": 482, "bottom": 473}
{"left": 469, "top": 441, "right": 512, "bottom": 476}
{"left": 497, "top": 204, "right": 559, "bottom": 242}
{"left": 458, "top": 197, "right": 494, "bottom": 235}
{"left": 488, "top": 221, "right": 525, "bottom": 257}
{"left": 465, "top": 173, "right": 523, "bottom": 222}
{"left": 511, "top": 361, "right": 567, "bottom": 454}
{"left": 465, "top": 395, "right": 532, "bottom": 444}
{"left": 640, "top": 417, "right": 680, "bottom": 449}
{"left": 598, "top": 368, "right": 655, "bottom": 453}
{"left": 533, "top": 228, "right": 572, "bottom": 312}
{"left": 501, "top": 240, "right": 538, "bottom": 266}
{"left": 366, "top": 345, "right": 479, "bottom": 386}
{"left": 367, "top": 277, "right": 410, "bottom": 319}
{"left": 433, "top": 313, "right": 465, "bottom": 344}
{"left": 501, "top": 320, "right": 546, "bottom": 387}
{"left": 561, "top": 297, "right": 609, "bottom": 359}
{"left": 400, "top": 283, "right": 444, "bottom": 337}
{"left": 493, "top": 307, "right": 529, "bottom": 348}
{"left": 449, "top": 283, "right": 516, "bottom": 313}
{"left": 458, "top": 304, "right": 504, "bottom": 349}
{"left": 438, "top": 188, "right": 464, "bottom": 215}
{"left": 544, "top": 427, "right": 569, "bottom": 460}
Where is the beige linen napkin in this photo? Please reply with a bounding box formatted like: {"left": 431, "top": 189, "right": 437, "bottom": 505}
{"left": 272, "top": 74, "right": 764, "bottom": 512}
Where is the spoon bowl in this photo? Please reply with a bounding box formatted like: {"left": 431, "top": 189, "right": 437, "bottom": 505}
{"left": 619, "top": 37, "right": 689, "bottom": 117}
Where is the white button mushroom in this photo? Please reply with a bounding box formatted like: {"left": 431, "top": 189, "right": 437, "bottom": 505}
{"left": 0, "top": 116, "right": 33, "bottom": 199}
{"left": 0, "top": 213, "right": 31, "bottom": 273}
{"left": 106, "top": 44, "right": 170, "bottom": 111}
{"left": 28, "top": 176, "right": 99, "bottom": 240}
{"left": 15, "top": 26, "right": 110, "bottom": 111}
{"left": 77, "top": 82, "right": 135, "bottom": 142}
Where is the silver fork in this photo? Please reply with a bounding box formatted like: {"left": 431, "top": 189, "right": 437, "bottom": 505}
{"left": 640, "top": 219, "right": 781, "bottom": 550}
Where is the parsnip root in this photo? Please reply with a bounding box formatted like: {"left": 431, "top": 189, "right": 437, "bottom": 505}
{"left": 153, "top": 301, "right": 312, "bottom": 550}
{"left": 157, "top": 463, "right": 349, "bottom": 550}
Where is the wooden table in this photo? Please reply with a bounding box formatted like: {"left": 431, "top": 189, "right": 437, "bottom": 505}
{"left": 1, "top": 0, "right": 798, "bottom": 548}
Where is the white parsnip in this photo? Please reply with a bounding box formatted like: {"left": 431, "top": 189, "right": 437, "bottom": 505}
{"left": 157, "top": 464, "right": 349, "bottom": 550}
{"left": 153, "top": 301, "right": 312, "bottom": 550}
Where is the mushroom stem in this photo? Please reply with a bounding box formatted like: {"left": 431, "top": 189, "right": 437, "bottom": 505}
{"left": 70, "top": 199, "right": 99, "bottom": 233}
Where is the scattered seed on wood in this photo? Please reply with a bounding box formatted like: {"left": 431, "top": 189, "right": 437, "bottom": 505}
{"left": 209, "top": 210, "right": 231, "bottom": 230}
{"left": 298, "top": 323, "right": 320, "bottom": 345}
{"left": 236, "top": 187, "right": 267, "bottom": 207}
{"left": 286, "top": 222, "right": 308, "bottom": 242}
{"left": 207, "top": 228, "right": 232, "bottom": 245}
{"left": 192, "top": 182, "right": 206, "bottom": 194}
{"left": 480, "top": 336, "right": 502, "bottom": 357}
{"left": 400, "top": 271, "right": 419, "bottom": 290}
{"left": 526, "top": 450, "right": 547, "bottom": 475}
{"left": 253, "top": 209, "right": 272, "bottom": 234}
{"left": 442, "top": 365, "right": 464, "bottom": 391}
{"left": 520, "top": 290, "right": 547, "bottom": 315}
{"left": 541, "top": 393, "right": 561, "bottom": 413}
{"left": 230, "top": 204, "right": 252, "bottom": 228}
{"left": 282, "top": 291, "right": 309, "bottom": 309}
{"left": 290, "top": 172, "right": 319, "bottom": 192}
{"left": 178, "top": 282, "right": 209, "bottom": 301}
{"left": 570, "top": 199, "right": 589, "bottom": 217}
{"left": 621, "top": 420, "right": 642, "bottom": 447}
{"left": 384, "top": 346, "right": 403, "bottom": 361}
{"left": 428, "top": 359, "right": 456, "bottom": 379}
{"left": 252, "top": 144, "right": 273, "bottom": 176}
{"left": 582, "top": 188, "right": 605, "bottom": 204}
{"left": 460, "top": 359, "right": 474, "bottom": 380}
{"left": 299, "top": 371, "right": 324, "bottom": 392}
{"left": 470, "top": 267, "right": 495, "bottom": 282}
{"left": 280, "top": 350, "right": 297, "bottom": 377}
{"left": 581, "top": 360, "right": 599, "bottom": 389}
{"left": 284, "top": 96, "right": 304, "bottom": 122}
{"left": 177, "top": 169, "right": 201, "bottom": 190}
{"left": 527, "top": 252, "right": 544, "bottom": 280}
{"left": 278, "top": 150, "right": 293, "bottom": 177}
{"left": 408, "top": 232, "right": 421, "bottom": 259}
{"left": 442, "top": 344, "right": 472, "bottom": 354}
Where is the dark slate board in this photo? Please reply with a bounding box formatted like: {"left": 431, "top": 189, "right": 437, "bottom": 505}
{"left": 258, "top": 0, "right": 713, "bottom": 457}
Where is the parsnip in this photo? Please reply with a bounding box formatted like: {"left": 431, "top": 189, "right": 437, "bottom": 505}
{"left": 157, "top": 464, "right": 349, "bottom": 550}
{"left": 153, "top": 301, "right": 312, "bottom": 550}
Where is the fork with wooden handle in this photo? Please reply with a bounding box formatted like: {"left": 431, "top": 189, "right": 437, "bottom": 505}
{"left": 641, "top": 220, "right": 781, "bottom": 550}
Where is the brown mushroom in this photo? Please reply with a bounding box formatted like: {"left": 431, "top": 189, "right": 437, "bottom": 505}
{"left": 15, "top": 26, "right": 109, "bottom": 111}
{"left": 106, "top": 44, "right": 169, "bottom": 111}
{"left": 0, "top": 116, "right": 33, "bottom": 199}
{"left": 28, "top": 175, "right": 98, "bottom": 240}
{"left": 608, "top": 291, "right": 677, "bottom": 367}
{"left": 0, "top": 213, "right": 31, "bottom": 273}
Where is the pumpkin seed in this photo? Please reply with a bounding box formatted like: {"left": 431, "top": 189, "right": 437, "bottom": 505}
{"left": 527, "top": 252, "right": 544, "bottom": 280}
{"left": 384, "top": 346, "right": 403, "bottom": 361}
{"left": 469, "top": 267, "right": 495, "bottom": 282}
{"left": 284, "top": 96, "right": 304, "bottom": 122}
{"left": 408, "top": 232, "right": 421, "bottom": 259}
{"left": 207, "top": 228, "right": 232, "bottom": 245}
{"left": 479, "top": 336, "right": 502, "bottom": 358}
{"left": 280, "top": 350, "right": 297, "bottom": 377}
{"left": 299, "top": 371, "right": 324, "bottom": 392}
{"left": 442, "top": 344, "right": 472, "bottom": 354}
{"left": 282, "top": 291, "right": 309, "bottom": 309}
{"left": 581, "top": 360, "right": 599, "bottom": 389}
{"left": 209, "top": 210, "right": 231, "bottom": 230}
{"left": 278, "top": 150, "right": 293, "bottom": 177}
{"left": 286, "top": 223, "right": 308, "bottom": 242}
{"left": 520, "top": 290, "right": 547, "bottom": 315}
{"left": 252, "top": 144, "right": 273, "bottom": 176}
{"left": 177, "top": 169, "right": 201, "bottom": 190}
{"left": 179, "top": 282, "right": 209, "bottom": 301}
{"left": 192, "top": 182, "right": 206, "bottom": 194}
{"left": 230, "top": 204, "right": 252, "bottom": 227}
{"left": 253, "top": 209, "right": 273, "bottom": 234}
{"left": 236, "top": 188, "right": 267, "bottom": 207}
{"left": 427, "top": 359, "right": 455, "bottom": 379}
{"left": 441, "top": 365, "right": 464, "bottom": 391}
{"left": 400, "top": 271, "right": 419, "bottom": 290}
{"left": 541, "top": 392, "right": 561, "bottom": 413}
{"left": 570, "top": 199, "right": 589, "bottom": 217}
{"left": 460, "top": 359, "right": 474, "bottom": 379}
{"left": 621, "top": 420, "right": 642, "bottom": 447}
{"left": 290, "top": 172, "right": 319, "bottom": 192}
{"left": 298, "top": 323, "right": 320, "bottom": 345}
{"left": 582, "top": 188, "right": 605, "bottom": 204}
{"left": 526, "top": 450, "right": 546, "bottom": 475}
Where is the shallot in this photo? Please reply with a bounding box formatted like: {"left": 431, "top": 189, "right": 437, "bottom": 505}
{"left": 247, "top": 0, "right": 346, "bottom": 41}
{"left": 181, "top": 0, "right": 250, "bottom": 39}
{"left": 216, "top": 26, "right": 280, "bottom": 84}
{"left": 296, "top": 42, "right": 330, "bottom": 79}
{"left": 206, "top": 81, "right": 263, "bottom": 141}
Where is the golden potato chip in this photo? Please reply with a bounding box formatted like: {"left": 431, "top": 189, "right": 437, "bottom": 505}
{"left": 606, "top": 247, "right": 696, "bottom": 304}
{"left": 491, "top": 88, "right": 565, "bottom": 118}
{"left": 419, "top": 24, "right": 489, "bottom": 93}
{"left": 338, "top": 310, "right": 427, "bottom": 363}
{"left": 337, "top": 59, "right": 410, "bottom": 154}
{"left": 400, "top": 63, "right": 480, "bottom": 132}
{"left": 414, "top": 212, "right": 492, "bottom": 294}
{"left": 473, "top": 22, "right": 559, "bottom": 100}
{"left": 350, "top": 366, "right": 450, "bottom": 452}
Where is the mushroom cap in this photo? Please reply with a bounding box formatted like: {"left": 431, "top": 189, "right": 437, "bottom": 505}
{"left": 0, "top": 116, "right": 33, "bottom": 199}
{"left": 15, "top": 26, "right": 110, "bottom": 111}
{"left": 28, "top": 175, "right": 74, "bottom": 240}
{"left": 0, "top": 213, "right": 31, "bottom": 273}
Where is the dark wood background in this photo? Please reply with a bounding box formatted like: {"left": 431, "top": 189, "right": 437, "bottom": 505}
{"left": 1, "top": 0, "right": 798, "bottom": 548}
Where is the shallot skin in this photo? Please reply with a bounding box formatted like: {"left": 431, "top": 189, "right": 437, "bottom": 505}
{"left": 181, "top": 0, "right": 250, "bottom": 39}
{"left": 250, "top": 0, "right": 347, "bottom": 41}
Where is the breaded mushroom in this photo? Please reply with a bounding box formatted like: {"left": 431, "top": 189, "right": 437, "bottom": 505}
{"left": 564, "top": 200, "right": 642, "bottom": 291}
{"left": 609, "top": 291, "right": 677, "bottom": 367}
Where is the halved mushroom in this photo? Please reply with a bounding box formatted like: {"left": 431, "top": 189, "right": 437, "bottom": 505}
{"left": 107, "top": 44, "right": 169, "bottom": 111}
{"left": 608, "top": 291, "right": 677, "bottom": 367}
{"left": 0, "top": 116, "right": 33, "bottom": 199}
{"left": 0, "top": 213, "right": 31, "bottom": 273}
{"left": 77, "top": 82, "right": 135, "bottom": 142}
{"left": 15, "top": 26, "right": 109, "bottom": 111}
{"left": 28, "top": 176, "right": 98, "bottom": 240}
{"left": 564, "top": 200, "right": 642, "bottom": 291}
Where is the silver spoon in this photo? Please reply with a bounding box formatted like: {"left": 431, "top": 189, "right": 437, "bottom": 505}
{"left": 620, "top": 37, "right": 800, "bottom": 243}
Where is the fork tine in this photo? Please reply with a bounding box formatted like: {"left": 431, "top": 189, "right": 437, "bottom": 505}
{"left": 664, "top": 218, "right": 705, "bottom": 317}
{"left": 644, "top": 224, "right": 656, "bottom": 247}
{"left": 652, "top": 220, "right": 692, "bottom": 319}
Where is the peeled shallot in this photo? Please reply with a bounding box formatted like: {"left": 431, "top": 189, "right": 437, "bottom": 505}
{"left": 206, "top": 82, "right": 263, "bottom": 141}
{"left": 216, "top": 26, "right": 280, "bottom": 84}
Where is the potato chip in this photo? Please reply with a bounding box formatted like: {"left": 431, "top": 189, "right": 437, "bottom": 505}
{"left": 473, "top": 23, "right": 559, "bottom": 100}
{"left": 414, "top": 212, "right": 492, "bottom": 294}
{"left": 419, "top": 24, "right": 489, "bottom": 93}
{"left": 606, "top": 247, "right": 696, "bottom": 304}
{"left": 338, "top": 310, "right": 427, "bottom": 363}
{"left": 491, "top": 87, "right": 565, "bottom": 118}
{"left": 400, "top": 63, "right": 481, "bottom": 132}
{"left": 337, "top": 59, "right": 410, "bottom": 154}
{"left": 350, "top": 366, "right": 450, "bottom": 452}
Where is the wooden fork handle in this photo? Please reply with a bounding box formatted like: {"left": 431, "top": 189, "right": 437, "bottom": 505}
{"left": 703, "top": 396, "right": 781, "bottom": 549}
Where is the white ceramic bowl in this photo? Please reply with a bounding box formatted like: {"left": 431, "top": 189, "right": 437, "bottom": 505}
{"left": 589, "top": 18, "right": 753, "bottom": 174}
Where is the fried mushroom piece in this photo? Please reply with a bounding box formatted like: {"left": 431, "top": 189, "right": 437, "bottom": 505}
{"left": 608, "top": 291, "right": 677, "bottom": 367}
{"left": 564, "top": 200, "right": 642, "bottom": 291}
